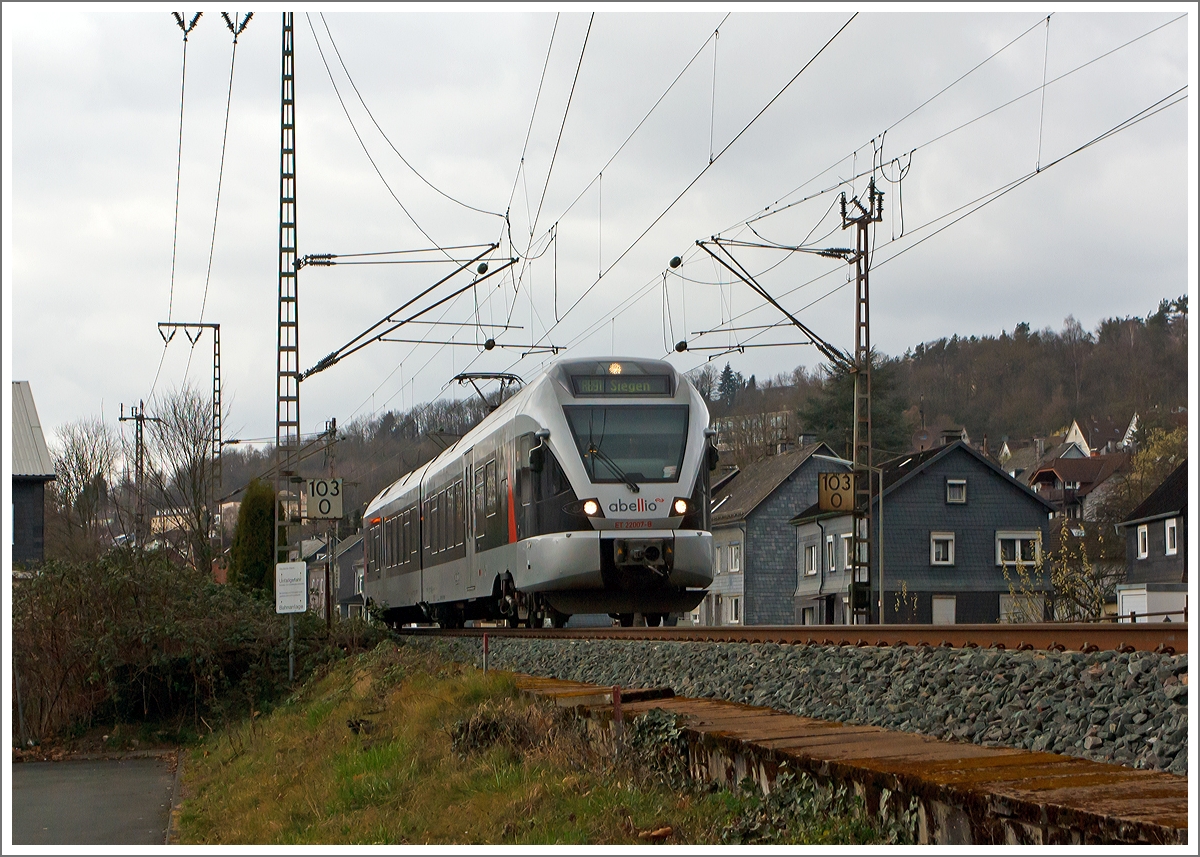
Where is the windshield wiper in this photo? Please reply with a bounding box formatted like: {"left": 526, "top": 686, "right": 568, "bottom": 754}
{"left": 587, "top": 444, "right": 640, "bottom": 493}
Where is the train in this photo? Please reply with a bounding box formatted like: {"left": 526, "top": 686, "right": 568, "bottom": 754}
{"left": 362, "top": 356, "right": 717, "bottom": 628}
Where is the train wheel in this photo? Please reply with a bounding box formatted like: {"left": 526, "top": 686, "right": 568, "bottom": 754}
{"left": 645, "top": 613, "right": 663, "bottom": 627}
{"left": 618, "top": 613, "right": 634, "bottom": 627}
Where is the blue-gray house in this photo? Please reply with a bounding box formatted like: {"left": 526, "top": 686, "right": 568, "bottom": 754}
{"left": 700, "top": 442, "right": 843, "bottom": 626}
{"left": 791, "top": 440, "right": 1055, "bottom": 625}
{"left": 1115, "top": 461, "right": 1187, "bottom": 622}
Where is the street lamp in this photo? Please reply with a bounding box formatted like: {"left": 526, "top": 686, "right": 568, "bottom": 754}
{"left": 814, "top": 453, "right": 885, "bottom": 625}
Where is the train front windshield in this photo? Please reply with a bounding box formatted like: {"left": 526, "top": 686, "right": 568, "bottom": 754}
{"left": 564, "top": 405, "right": 689, "bottom": 483}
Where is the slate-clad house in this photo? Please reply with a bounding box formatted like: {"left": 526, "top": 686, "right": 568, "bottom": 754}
{"left": 1116, "top": 461, "right": 1187, "bottom": 622}
{"left": 12, "top": 381, "right": 56, "bottom": 566}
{"left": 791, "top": 441, "right": 1055, "bottom": 625}
{"left": 700, "top": 442, "right": 843, "bottom": 626}
{"left": 336, "top": 533, "right": 366, "bottom": 620}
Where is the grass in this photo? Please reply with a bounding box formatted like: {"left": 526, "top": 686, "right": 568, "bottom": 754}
{"left": 178, "top": 640, "right": 907, "bottom": 845}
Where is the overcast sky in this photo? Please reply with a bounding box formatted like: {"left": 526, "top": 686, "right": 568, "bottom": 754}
{"left": 4, "top": 5, "right": 1194, "bottom": 452}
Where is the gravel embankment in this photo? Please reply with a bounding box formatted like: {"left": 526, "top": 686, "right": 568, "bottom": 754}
{"left": 412, "top": 636, "right": 1189, "bottom": 775}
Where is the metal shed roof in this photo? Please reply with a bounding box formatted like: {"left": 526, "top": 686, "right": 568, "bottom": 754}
{"left": 12, "top": 381, "right": 56, "bottom": 479}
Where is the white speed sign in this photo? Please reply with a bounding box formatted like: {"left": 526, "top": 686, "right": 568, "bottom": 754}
{"left": 306, "top": 478, "right": 343, "bottom": 519}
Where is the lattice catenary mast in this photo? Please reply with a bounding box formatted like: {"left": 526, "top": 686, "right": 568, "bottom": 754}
{"left": 275, "top": 12, "right": 300, "bottom": 565}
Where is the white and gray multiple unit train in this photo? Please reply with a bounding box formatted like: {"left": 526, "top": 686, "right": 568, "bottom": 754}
{"left": 362, "top": 356, "right": 717, "bottom": 628}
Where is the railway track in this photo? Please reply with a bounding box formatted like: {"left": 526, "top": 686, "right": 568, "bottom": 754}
{"left": 399, "top": 621, "right": 1187, "bottom": 654}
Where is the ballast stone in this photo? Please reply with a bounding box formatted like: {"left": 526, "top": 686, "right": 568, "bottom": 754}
{"left": 411, "top": 635, "right": 1188, "bottom": 775}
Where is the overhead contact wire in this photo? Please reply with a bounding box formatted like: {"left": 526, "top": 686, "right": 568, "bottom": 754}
{"left": 319, "top": 13, "right": 504, "bottom": 219}
{"left": 524, "top": 12, "right": 858, "bottom": 355}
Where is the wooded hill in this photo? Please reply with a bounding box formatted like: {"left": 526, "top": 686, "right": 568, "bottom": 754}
{"left": 699, "top": 296, "right": 1188, "bottom": 457}
{"left": 219, "top": 297, "right": 1186, "bottom": 524}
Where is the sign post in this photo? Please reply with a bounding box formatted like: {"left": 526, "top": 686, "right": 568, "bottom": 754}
{"left": 276, "top": 560, "right": 307, "bottom": 683}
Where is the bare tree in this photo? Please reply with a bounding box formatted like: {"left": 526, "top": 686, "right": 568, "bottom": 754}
{"left": 146, "top": 384, "right": 221, "bottom": 570}
{"left": 47, "top": 417, "right": 118, "bottom": 559}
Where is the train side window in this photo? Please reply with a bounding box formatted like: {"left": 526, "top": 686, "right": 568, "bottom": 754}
{"left": 411, "top": 508, "right": 418, "bottom": 563}
{"left": 486, "top": 460, "right": 498, "bottom": 518}
{"left": 474, "top": 466, "right": 486, "bottom": 537}
{"left": 439, "top": 489, "right": 448, "bottom": 552}
{"left": 454, "top": 481, "right": 464, "bottom": 547}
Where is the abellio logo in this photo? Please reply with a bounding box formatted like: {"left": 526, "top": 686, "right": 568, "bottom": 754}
{"left": 609, "top": 497, "right": 658, "bottom": 513}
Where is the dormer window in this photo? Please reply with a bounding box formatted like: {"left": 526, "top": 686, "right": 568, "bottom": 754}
{"left": 946, "top": 479, "right": 966, "bottom": 504}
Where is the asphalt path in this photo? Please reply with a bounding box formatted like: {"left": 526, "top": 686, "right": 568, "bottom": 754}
{"left": 10, "top": 755, "right": 177, "bottom": 846}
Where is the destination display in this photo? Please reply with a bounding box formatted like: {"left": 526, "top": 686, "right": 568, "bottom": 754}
{"left": 571, "top": 375, "right": 671, "bottom": 396}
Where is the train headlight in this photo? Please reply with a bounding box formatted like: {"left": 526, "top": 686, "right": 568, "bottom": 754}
{"left": 672, "top": 498, "right": 689, "bottom": 516}
{"left": 583, "top": 499, "right": 600, "bottom": 516}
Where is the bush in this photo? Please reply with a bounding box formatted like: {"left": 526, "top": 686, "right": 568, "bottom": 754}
{"left": 11, "top": 548, "right": 389, "bottom": 743}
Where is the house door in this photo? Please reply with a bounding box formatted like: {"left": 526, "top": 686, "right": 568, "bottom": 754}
{"left": 932, "top": 595, "right": 956, "bottom": 625}
{"left": 1119, "top": 590, "right": 1147, "bottom": 623}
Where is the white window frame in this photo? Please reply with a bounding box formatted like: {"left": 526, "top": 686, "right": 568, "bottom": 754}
{"left": 715, "top": 545, "right": 723, "bottom": 575}
{"left": 825, "top": 535, "right": 836, "bottom": 573}
{"left": 354, "top": 565, "right": 364, "bottom": 596}
{"left": 946, "top": 479, "right": 967, "bottom": 504}
{"left": 1165, "top": 518, "right": 1177, "bottom": 556}
{"left": 996, "top": 531, "right": 1041, "bottom": 567}
{"left": 1137, "top": 524, "right": 1149, "bottom": 559}
{"left": 803, "top": 543, "right": 818, "bottom": 576}
{"left": 840, "top": 533, "right": 852, "bottom": 570}
{"left": 730, "top": 596, "right": 741, "bottom": 624}
{"left": 729, "top": 542, "right": 742, "bottom": 573}
{"left": 930, "top": 532, "right": 955, "bottom": 566}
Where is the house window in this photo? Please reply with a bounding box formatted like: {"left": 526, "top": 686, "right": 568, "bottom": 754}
{"left": 840, "top": 534, "right": 852, "bottom": 570}
{"left": 996, "top": 531, "right": 1040, "bottom": 566}
{"left": 825, "top": 535, "right": 836, "bottom": 572}
{"left": 946, "top": 479, "right": 966, "bottom": 504}
{"left": 730, "top": 597, "right": 741, "bottom": 624}
{"left": 803, "top": 544, "right": 818, "bottom": 576}
{"left": 729, "top": 542, "right": 741, "bottom": 573}
{"left": 930, "top": 532, "right": 955, "bottom": 565}
{"left": 354, "top": 565, "right": 364, "bottom": 596}
{"left": 1165, "top": 518, "right": 1177, "bottom": 556}
{"left": 1137, "top": 524, "right": 1149, "bottom": 559}
{"left": 801, "top": 606, "right": 816, "bottom": 625}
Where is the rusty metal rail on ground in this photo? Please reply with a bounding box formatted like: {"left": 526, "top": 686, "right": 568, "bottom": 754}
{"left": 398, "top": 622, "right": 1187, "bottom": 654}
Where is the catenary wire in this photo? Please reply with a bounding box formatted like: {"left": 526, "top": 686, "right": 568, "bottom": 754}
{"left": 319, "top": 13, "right": 504, "bottom": 219}
{"left": 305, "top": 13, "right": 456, "bottom": 262}
{"left": 519, "top": 13, "right": 858, "bottom": 358}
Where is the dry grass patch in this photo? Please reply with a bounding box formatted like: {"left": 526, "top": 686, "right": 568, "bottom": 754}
{"left": 179, "top": 640, "right": 905, "bottom": 845}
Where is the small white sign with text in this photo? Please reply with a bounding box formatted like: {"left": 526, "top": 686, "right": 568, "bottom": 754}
{"left": 275, "top": 561, "right": 307, "bottom": 614}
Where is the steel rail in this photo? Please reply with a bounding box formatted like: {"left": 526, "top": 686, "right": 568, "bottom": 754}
{"left": 396, "top": 622, "right": 1187, "bottom": 654}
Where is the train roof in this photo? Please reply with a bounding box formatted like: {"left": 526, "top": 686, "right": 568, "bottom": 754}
{"left": 364, "top": 356, "right": 686, "bottom": 516}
